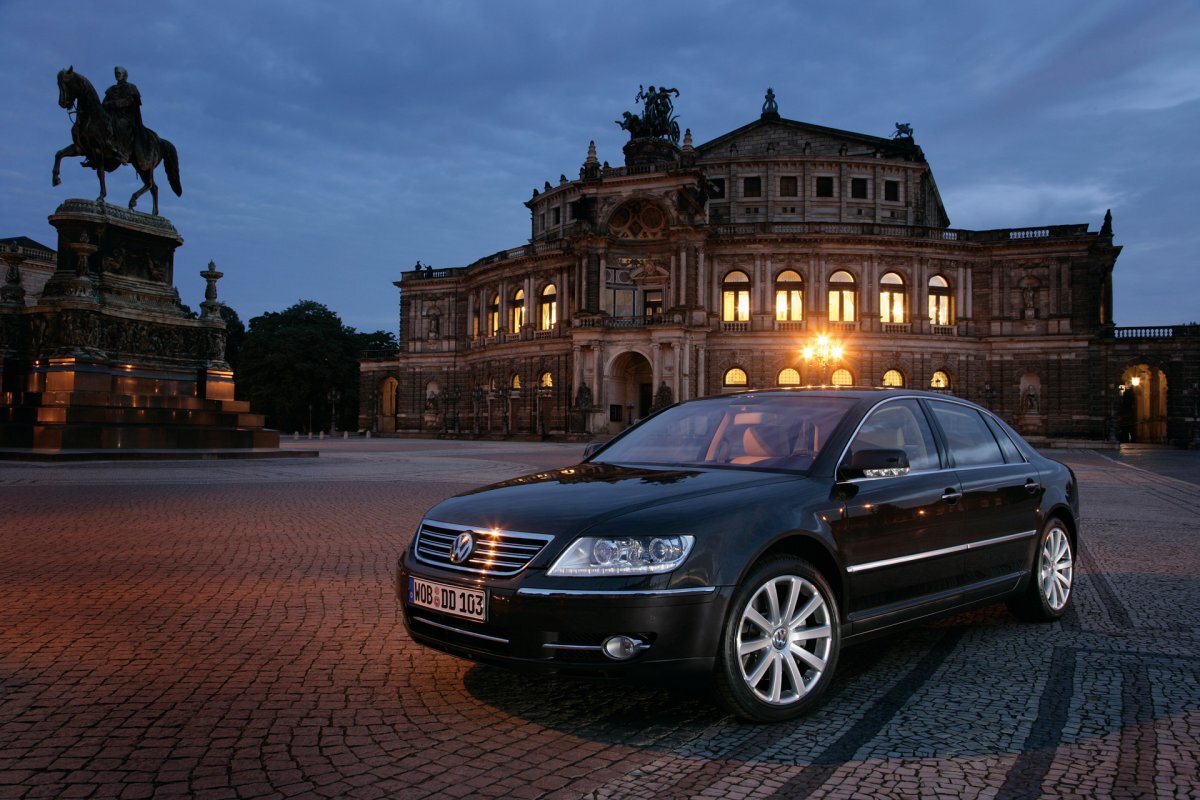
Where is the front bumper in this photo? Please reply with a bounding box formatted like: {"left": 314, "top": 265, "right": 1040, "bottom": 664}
{"left": 398, "top": 557, "right": 729, "bottom": 674}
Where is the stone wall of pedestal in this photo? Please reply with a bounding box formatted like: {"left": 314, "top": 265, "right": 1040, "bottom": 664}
{"left": 0, "top": 200, "right": 278, "bottom": 451}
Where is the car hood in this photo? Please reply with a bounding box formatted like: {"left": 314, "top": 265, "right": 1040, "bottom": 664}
{"left": 423, "top": 461, "right": 798, "bottom": 535}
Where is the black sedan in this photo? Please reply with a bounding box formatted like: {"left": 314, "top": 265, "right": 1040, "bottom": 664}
{"left": 398, "top": 389, "right": 1078, "bottom": 722}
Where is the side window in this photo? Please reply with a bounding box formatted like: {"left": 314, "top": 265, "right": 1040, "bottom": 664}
{"left": 849, "top": 399, "right": 940, "bottom": 473}
{"left": 928, "top": 402, "right": 1005, "bottom": 467}
{"left": 983, "top": 414, "right": 1025, "bottom": 464}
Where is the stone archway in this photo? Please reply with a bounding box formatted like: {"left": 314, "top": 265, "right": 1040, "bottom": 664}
{"left": 378, "top": 376, "right": 399, "bottom": 433}
{"left": 606, "top": 351, "right": 653, "bottom": 434}
{"left": 1120, "top": 364, "right": 1167, "bottom": 443}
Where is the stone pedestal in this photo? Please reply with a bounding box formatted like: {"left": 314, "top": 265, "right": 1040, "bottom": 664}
{"left": 0, "top": 200, "right": 279, "bottom": 451}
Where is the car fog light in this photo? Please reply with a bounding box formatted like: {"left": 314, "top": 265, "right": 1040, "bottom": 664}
{"left": 602, "top": 635, "right": 645, "bottom": 661}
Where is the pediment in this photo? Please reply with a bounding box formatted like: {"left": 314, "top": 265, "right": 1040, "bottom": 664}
{"left": 696, "top": 117, "right": 920, "bottom": 161}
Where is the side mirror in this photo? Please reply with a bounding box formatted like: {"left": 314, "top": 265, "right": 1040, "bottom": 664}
{"left": 840, "top": 448, "right": 910, "bottom": 479}
{"left": 582, "top": 441, "right": 604, "bottom": 459}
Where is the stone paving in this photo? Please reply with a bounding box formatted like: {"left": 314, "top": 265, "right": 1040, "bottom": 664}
{"left": 0, "top": 440, "right": 1197, "bottom": 799}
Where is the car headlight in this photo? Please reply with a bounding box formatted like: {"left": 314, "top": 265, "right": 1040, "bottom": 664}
{"left": 546, "top": 535, "right": 694, "bottom": 576}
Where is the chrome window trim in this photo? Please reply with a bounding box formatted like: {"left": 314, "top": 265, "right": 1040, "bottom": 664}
{"left": 412, "top": 615, "right": 510, "bottom": 644}
{"left": 846, "top": 529, "right": 1037, "bottom": 574}
{"left": 836, "top": 394, "right": 946, "bottom": 479}
{"left": 516, "top": 586, "right": 718, "bottom": 598}
{"left": 414, "top": 518, "right": 554, "bottom": 576}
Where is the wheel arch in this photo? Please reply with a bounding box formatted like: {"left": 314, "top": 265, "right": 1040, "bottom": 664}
{"left": 748, "top": 533, "right": 844, "bottom": 615}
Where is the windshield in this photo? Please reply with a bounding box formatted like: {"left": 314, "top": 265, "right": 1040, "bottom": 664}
{"left": 592, "top": 394, "right": 854, "bottom": 472}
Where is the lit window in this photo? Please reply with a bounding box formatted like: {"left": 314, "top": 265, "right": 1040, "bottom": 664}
{"left": 511, "top": 374, "right": 522, "bottom": 389}
{"left": 831, "top": 368, "right": 854, "bottom": 387}
{"left": 928, "top": 275, "right": 954, "bottom": 326}
{"left": 644, "top": 289, "right": 663, "bottom": 319}
{"left": 931, "top": 370, "right": 950, "bottom": 390}
{"left": 510, "top": 289, "right": 525, "bottom": 332}
{"left": 828, "top": 270, "right": 857, "bottom": 323}
{"left": 487, "top": 294, "right": 500, "bottom": 336}
{"left": 882, "top": 369, "right": 905, "bottom": 387}
{"left": 539, "top": 284, "right": 557, "bottom": 330}
{"left": 778, "top": 368, "right": 801, "bottom": 386}
{"left": 774, "top": 270, "right": 804, "bottom": 322}
{"left": 722, "top": 271, "right": 751, "bottom": 322}
{"left": 880, "top": 272, "right": 907, "bottom": 324}
{"left": 488, "top": 377, "right": 498, "bottom": 391}
{"left": 724, "top": 368, "right": 748, "bottom": 386}
{"left": 540, "top": 372, "right": 553, "bottom": 388}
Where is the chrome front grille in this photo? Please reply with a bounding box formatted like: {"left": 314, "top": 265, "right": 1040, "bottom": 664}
{"left": 414, "top": 520, "right": 553, "bottom": 576}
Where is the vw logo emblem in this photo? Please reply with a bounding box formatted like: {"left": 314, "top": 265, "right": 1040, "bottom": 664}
{"left": 450, "top": 531, "right": 475, "bottom": 564}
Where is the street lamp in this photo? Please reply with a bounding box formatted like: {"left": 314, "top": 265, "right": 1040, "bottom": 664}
{"left": 801, "top": 334, "right": 845, "bottom": 384}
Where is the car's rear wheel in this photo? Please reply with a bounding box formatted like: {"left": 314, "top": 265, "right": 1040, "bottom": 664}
{"left": 1008, "top": 517, "right": 1074, "bottom": 622}
{"left": 715, "top": 556, "right": 840, "bottom": 722}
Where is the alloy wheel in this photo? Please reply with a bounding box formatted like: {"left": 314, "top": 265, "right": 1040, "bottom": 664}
{"left": 1040, "top": 525, "right": 1073, "bottom": 611}
{"left": 735, "top": 575, "right": 832, "bottom": 705}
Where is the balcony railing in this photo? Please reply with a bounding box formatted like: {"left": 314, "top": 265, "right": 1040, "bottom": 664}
{"left": 931, "top": 324, "right": 958, "bottom": 336}
{"left": 709, "top": 221, "right": 1090, "bottom": 243}
{"left": 882, "top": 323, "right": 911, "bottom": 334}
{"left": 1113, "top": 325, "right": 1199, "bottom": 339}
{"left": 775, "top": 320, "right": 805, "bottom": 332}
{"left": 721, "top": 321, "right": 750, "bottom": 333}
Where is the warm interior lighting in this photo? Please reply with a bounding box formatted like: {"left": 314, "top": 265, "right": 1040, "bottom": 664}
{"left": 1130, "top": 376, "right": 1142, "bottom": 387}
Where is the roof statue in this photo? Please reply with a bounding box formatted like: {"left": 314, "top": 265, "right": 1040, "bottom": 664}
{"left": 616, "top": 85, "right": 681, "bottom": 145}
{"left": 761, "top": 87, "right": 779, "bottom": 119}
{"left": 52, "top": 66, "right": 182, "bottom": 216}
{"left": 893, "top": 122, "right": 914, "bottom": 140}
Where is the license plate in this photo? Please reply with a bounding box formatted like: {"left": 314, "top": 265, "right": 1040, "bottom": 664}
{"left": 408, "top": 577, "right": 487, "bottom": 622}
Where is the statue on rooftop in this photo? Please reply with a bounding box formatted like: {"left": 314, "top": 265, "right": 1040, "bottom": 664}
{"left": 52, "top": 66, "right": 182, "bottom": 215}
{"left": 893, "top": 122, "right": 914, "bottom": 140}
{"left": 761, "top": 87, "right": 779, "bottom": 118}
{"left": 617, "top": 85, "right": 681, "bottom": 145}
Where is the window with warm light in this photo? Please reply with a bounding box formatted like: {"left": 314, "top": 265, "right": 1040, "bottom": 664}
{"left": 831, "top": 368, "right": 854, "bottom": 386}
{"left": 828, "top": 271, "right": 857, "bottom": 322}
{"left": 931, "top": 370, "right": 950, "bottom": 390}
{"left": 928, "top": 275, "right": 954, "bottom": 325}
{"left": 724, "top": 367, "right": 748, "bottom": 386}
{"left": 774, "top": 270, "right": 804, "bottom": 321}
{"left": 880, "top": 272, "right": 907, "bottom": 324}
{"left": 882, "top": 369, "right": 905, "bottom": 387}
{"left": 539, "top": 284, "right": 557, "bottom": 330}
{"left": 511, "top": 374, "right": 522, "bottom": 389}
{"left": 778, "top": 368, "right": 801, "bottom": 386}
{"left": 539, "top": 371, "right": 553, "bottom": 388}
{"left": 510, "top": 289, "right": 525, "bottom": 332}
{"left": 722, "top": 271, "right": 751, "bottom": 322}
{"left": 487, "top": 294, "right": 500, "bottom": 336}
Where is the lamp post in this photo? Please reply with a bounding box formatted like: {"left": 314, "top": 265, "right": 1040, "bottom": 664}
{"left": 801, "top": 334, "right": 844, "bottom": 385}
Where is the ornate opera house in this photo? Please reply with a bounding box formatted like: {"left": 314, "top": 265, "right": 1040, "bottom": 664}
{"left": 358, "top": 89, "right": 1199, "bottom": 446}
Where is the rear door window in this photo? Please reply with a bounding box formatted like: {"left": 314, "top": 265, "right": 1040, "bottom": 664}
{"left": 927, "top": 401, "right": 1005, "bottom": 467}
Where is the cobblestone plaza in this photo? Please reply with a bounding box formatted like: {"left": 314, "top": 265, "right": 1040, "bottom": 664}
{"left": 1, "top": 441, "right": 1197, "bottom": 799}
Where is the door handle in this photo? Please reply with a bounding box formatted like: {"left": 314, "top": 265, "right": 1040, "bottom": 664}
{"left": 941, "top": 488, "right": 961, "bottom": 505}
{"left": 1024, "top": 478, "right": 1041, "bottom": 494}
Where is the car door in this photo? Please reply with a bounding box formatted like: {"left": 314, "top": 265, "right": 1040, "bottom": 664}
{"left": 924, "top": 399, "right": 1043, "bottom": 598}
{"left": 831, "top": 398, "right": 964, "bottom": 629}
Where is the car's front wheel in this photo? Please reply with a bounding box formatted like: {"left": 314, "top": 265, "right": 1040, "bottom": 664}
{"left": 1008, "top": 517, "right": 1074, "bottom": 622}
{"left": 715, "top": 556, "right": 840, "bottom": 722}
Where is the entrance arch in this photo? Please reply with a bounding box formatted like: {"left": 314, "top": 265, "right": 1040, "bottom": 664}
{"left": 606, "top": 351, "right": 653, "bottom": 433}
{"left": 1120, "top": 364, "right": 1167, "bottom": 443}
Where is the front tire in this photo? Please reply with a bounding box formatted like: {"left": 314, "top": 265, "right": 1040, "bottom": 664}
{"left": 715, "top": 557, "right": 840, "bottom": 722}
{"left": 1008, "top": 517, "right": 1074, "bottom": 622}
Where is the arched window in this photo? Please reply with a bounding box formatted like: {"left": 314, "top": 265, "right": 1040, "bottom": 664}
{"left": 928, "top": 275, "right": 955, "bottom": 326}
{"left": 830, "top": 368, "right": 854, "bottom": 387}
{"left": 510, "top": 289, "right": 526, "bottom": 333}
{"left": 722, "top": 271, "right": 751, "bottom": 322}
{"left": 778, "top": 368, "right": 801, "bottom": 386}
{"left": 930, "top": 370, "right": 951, "bottom": 390}
{"left": 828, "top": 270, "right": 857, "bottom": 322}
{"left": 511, "top": 373, "right": 522, "bottom": 389}
{"left": 880, "top": 272, "right": 907, "bottom": 324}
{"left": 539, "top": 371, "right": 553, "bottom": 388}
{"left": 487, "top": 294, "right": 500, "bottom": 336}
{"left": 774, "top": 270, "right": 804, "bottom": 322}
{"left": 488, "top": 376, "right": 498, "bottom": 391}
{"left": 882, "top": 369, "right": 905, "bottom": 387}
{"left": 538, "top": 284, "right": 557, "bottom": 330}
{"left": 724, "top": 367, "right": 748, "bottom": 387}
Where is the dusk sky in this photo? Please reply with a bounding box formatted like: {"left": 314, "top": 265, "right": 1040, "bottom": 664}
{"left": 2, "top": 0, "right": 1197, "bottom": 333}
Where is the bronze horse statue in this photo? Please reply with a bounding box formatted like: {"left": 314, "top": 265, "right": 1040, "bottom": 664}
{"left": 52, "top": 67, "right": 181, "bottom": 216}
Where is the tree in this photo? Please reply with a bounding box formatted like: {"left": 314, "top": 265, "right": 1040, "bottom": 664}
{"left": 219, "top": 304, "right": 246, "bottom": 374}
{"left": 238, "top": 300, "right": 376, "bottom": 433}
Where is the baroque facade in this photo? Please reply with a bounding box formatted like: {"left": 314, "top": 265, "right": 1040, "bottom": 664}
{"left": 360, "top": 90, "right": 1199, "bottom": 446}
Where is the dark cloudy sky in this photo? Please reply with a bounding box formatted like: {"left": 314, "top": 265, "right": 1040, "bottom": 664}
{"left": 2, "top": 0, "right": 1197, "bottom": 331}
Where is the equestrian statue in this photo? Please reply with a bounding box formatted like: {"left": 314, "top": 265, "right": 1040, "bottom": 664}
{"left": 52, "top": 66, "right": 182, "bottom": 216}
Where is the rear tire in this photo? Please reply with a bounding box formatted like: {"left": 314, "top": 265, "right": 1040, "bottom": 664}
{"left": 714, "top": 556, "right": 840, "bottom": 722}
{"left": 1007, "top": 517, "right": 1074, "bottom": 622}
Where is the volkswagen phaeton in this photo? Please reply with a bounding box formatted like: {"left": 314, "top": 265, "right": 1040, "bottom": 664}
{"left": 398, "top": 389, "right": 1078, "bottom": 721}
